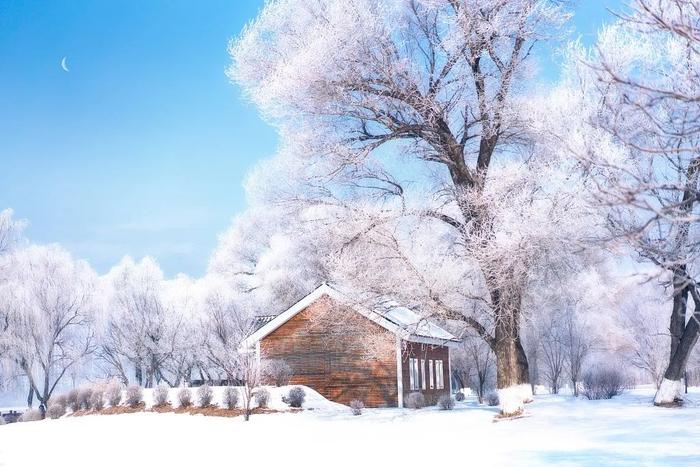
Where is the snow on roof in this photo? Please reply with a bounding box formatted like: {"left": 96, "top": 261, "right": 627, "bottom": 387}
{"left": 375, "top": 300, "right": 458, "bottom": 342}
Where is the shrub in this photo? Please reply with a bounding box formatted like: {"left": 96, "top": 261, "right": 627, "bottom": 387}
{"left": 46, "top": 403, "right": 66, "bottom": 419}
{"left": 222, "top": 386, "right": 239, "bottom": 409}
{"left": 105, "top": 380, "right": 122, "bottom": 407}
{"left": 254, "top": 388, "right": 270, "bottom": 408}
{"left": 285, "top": 386, "right": 305, "bottom": 408}
{"left": 90, "top": 390, "right": 105, "bottom": 411}
{"left": 0, "top": 416, "right": 5, "bottom": 425}
{"left": 153, "top": 385, "right": 169, "bottom": 407}
{"left": 582, "top": 367, "right": 627, "bottom": 400}
{"left": 455, "top": 392, "right": 465, "bottom": 402}
{"left": 263, "top": 359, "right": 293, "bottom": 386}
{"left": 78, "top": 387, "right": 94, "bottom": 410}
{"left": 350, "top": 400, "right": 364, "bottom": 416}
{"left": 438, "top": 394, "right": 455, "bottom": 410}
{"left": 407, "top": 392, "right": 426, "bottom": 409}
{"left": 125, "top": 385, "right": 143, "bottom": 408}
{"left": 486, "top": 391, "right": 499, "bottom": 406}
{"left": 19, "top": 409, "right": 42, "bottom": 422}
{"left": 48, "top": 394, "right": 68, "bottom": 410}
{"left": 67, "top": 388, "right": 80, "bottom": 412}
{"left": 177, "top": 387, "right": 192, "bottom": 408}
{"left": 197, "top": 384, "right": 214, "bottom": 407}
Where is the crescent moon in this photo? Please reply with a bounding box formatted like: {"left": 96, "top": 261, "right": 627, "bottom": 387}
{"left": 60, "top": 57, "right": 69, "bottom": 72}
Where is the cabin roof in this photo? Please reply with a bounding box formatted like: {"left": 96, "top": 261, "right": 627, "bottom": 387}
{"left": 241, "top": 283, "right": 460, "bottom": 349}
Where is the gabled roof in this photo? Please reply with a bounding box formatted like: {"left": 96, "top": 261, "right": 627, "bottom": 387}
{"left": 241, "top": 283, "right": 460, "bottom": 349}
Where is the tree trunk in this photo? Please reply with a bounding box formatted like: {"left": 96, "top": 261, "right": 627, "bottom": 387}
{"left": 494, "top": 332, "right": 531, "bottom": 416}
{"left": 487, "top": 284, "right": 531, "bottom": 416}
{"left": 670, "top": 267, "right": 689, "bottom": 357}
{"left": 135, "top": 365, "right": 143, "bottom": 386}
{"left": 494, "top": 336, "right": 530, "bottom": 389}
{"left": 26, "top": 386, "right": 34, "bottom": 408}
{"left": 655, "top": 288, "right": 700, "bottom": 405}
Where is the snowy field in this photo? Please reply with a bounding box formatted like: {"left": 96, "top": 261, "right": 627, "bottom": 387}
{"left": 1, "top": 386, "right": 699, "bottom": 467}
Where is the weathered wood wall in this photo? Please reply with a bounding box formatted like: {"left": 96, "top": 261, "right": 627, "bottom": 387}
{"left": 260, "top": 295, "right": 399, "bottom": 407}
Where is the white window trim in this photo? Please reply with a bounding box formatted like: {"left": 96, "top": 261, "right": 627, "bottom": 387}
{"left": 429, "top": 359, "right": 434, "bottom": 390}
{"left": 435, "top": 360, "right": 444, "bottom": 390}
{"left": 409, "top": 358, "right": 419, "bottom": 391}
{"left": 421, "top": 359, "right": 426, "bottom": 390}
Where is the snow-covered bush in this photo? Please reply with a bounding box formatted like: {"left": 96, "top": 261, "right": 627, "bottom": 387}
{"left": 67, "top": 388, "right": 80, "bottom": 412}
{"left": 263, "top": 359, "right": 292, "bottom": 386}
{"left": 78, "top": 387, "right": 94, "bottom": 410}
{"left": 486, "top": 391, "right": 499, "bottom": 406}
{"left": 90, "top": 389, "right": 105, "bottom": 411}
{"left": 49, "top": 394, "right": 67, "bottom": 410}
{"left": 284, "top": 386, "right": 305, "bottom": 408}
{"left": 153, "top": 385, "right": 169, "bottom": 407}
{"left": 582, "top": 367, "right": 627, "bottom": 400}
{"left": 46, "top": 403, "right": 66, "bottom": 419}
{"left": 254, "top": 388, "right": 270, "bottom": 408}
{"left": 197, "top": 384, "right": 214, "bottom": 407}
{"left": 125, "top": 385, "right": 143, "bottom": 408}
{"left": 438, "top": 394, "right": 455, "bottom": 410}
{"left": 19, "top": 409, "right": 42, "bottom": 422}
{"left": 350, "top": 400, "right": 364, "bottom": 416}
{"left": 455, "top": 392, "right": 465, "bottom": 402}
{"left": 222, "top": 386, "right": 239, "bottom": 409}
{"left": 0, "top": 416, "right": 5, "bottom": 425}
{"left": 177, "top": 388, "right": 192, "bottom": 407}
{"left": 407, "top": 392, "right": 426, "bottom": 409}
{"left": 105, "top": 380, "right": 122, "bottom": 407}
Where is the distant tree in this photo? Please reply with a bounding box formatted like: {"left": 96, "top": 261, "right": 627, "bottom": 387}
{"left": 620, "top": 283, "right": 669, "bottom": 389}
{"left": 537, "top": 315, "right": 566, "bottom": 395}
{"left": 99, "top": 257, "right": 182, "bottom": 387}
{"left": 0, "top": 208, "right": 26, "bottom": 389}
{"left": 3, "top": 245, "right": 96, "bottom": 413}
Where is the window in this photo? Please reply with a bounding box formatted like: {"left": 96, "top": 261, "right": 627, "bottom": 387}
{"left": 409, "top": 358, "right": 420, "bottom": 391}
{"left": 429, "top": 359, "right": 434, "bottom": 389}
{"left": 421, "top": 359, "right": 426, "bottom": 390}
{"left": 435, "top": 360, "right": 444, "bottom": 390}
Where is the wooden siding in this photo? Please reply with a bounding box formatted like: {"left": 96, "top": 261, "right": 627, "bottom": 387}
{"left": 260, "top": 295, "right": 399, "bottom": 407}
{"left": 401, "top": 341, "right": 450, "bottom": 405}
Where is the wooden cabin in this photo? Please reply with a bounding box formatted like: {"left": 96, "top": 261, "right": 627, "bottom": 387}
{"left": 242, "top": 283, "right": 459, "bottom": 407}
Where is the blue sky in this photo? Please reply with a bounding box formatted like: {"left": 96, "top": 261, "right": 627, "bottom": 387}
{"left": 0, "top": 0, "right": 623, "bottom": 277}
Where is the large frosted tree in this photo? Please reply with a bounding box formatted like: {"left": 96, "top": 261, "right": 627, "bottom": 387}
{"left": 230, "top": 0, "right": 574, "bottom": 415}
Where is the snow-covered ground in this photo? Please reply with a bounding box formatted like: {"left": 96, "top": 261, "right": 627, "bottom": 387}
{"left": 2, "top": 386, "right": 699, "bottom": 466}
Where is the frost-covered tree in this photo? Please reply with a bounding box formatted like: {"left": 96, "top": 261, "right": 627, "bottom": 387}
{"left": 0, "top": 208, "right": 26, "bottom": 389}
{"left": 208, "top": 206, "right": 331, "bottom": 310}
{"left": 573, "top": 0, "right": 700, "bottom": 405}
{"left": 2, "top": 245, "right": 96, "bottom": 412}
{"left": 230, "top": 0, "right": 578, "bottom": 416}
{"left": 0, "top": 209, "right": 26, "bottom": 256}
{"left": 453, "top": 333, "right": 494, "bottom": 403}
{"left": 198, "top": 276, "right": 254, "bottom": 383}
{"left": 537, "top": 314, "right": 566, "bottom": 395}
{"left": 618, "top": 280, "right": 670, "bottom": 389}
{"left": 99, "top": 257, "right": 183, "bottom": 387}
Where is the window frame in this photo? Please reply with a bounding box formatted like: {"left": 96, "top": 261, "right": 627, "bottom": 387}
{"left": 435, "top": 360, "right": 444, "bottom": 390}
{"left": 429, "top": 359, "right": 434, "bottom": 389}
{"left": 409, "top": 358, "right": 419, "bottom": 391}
